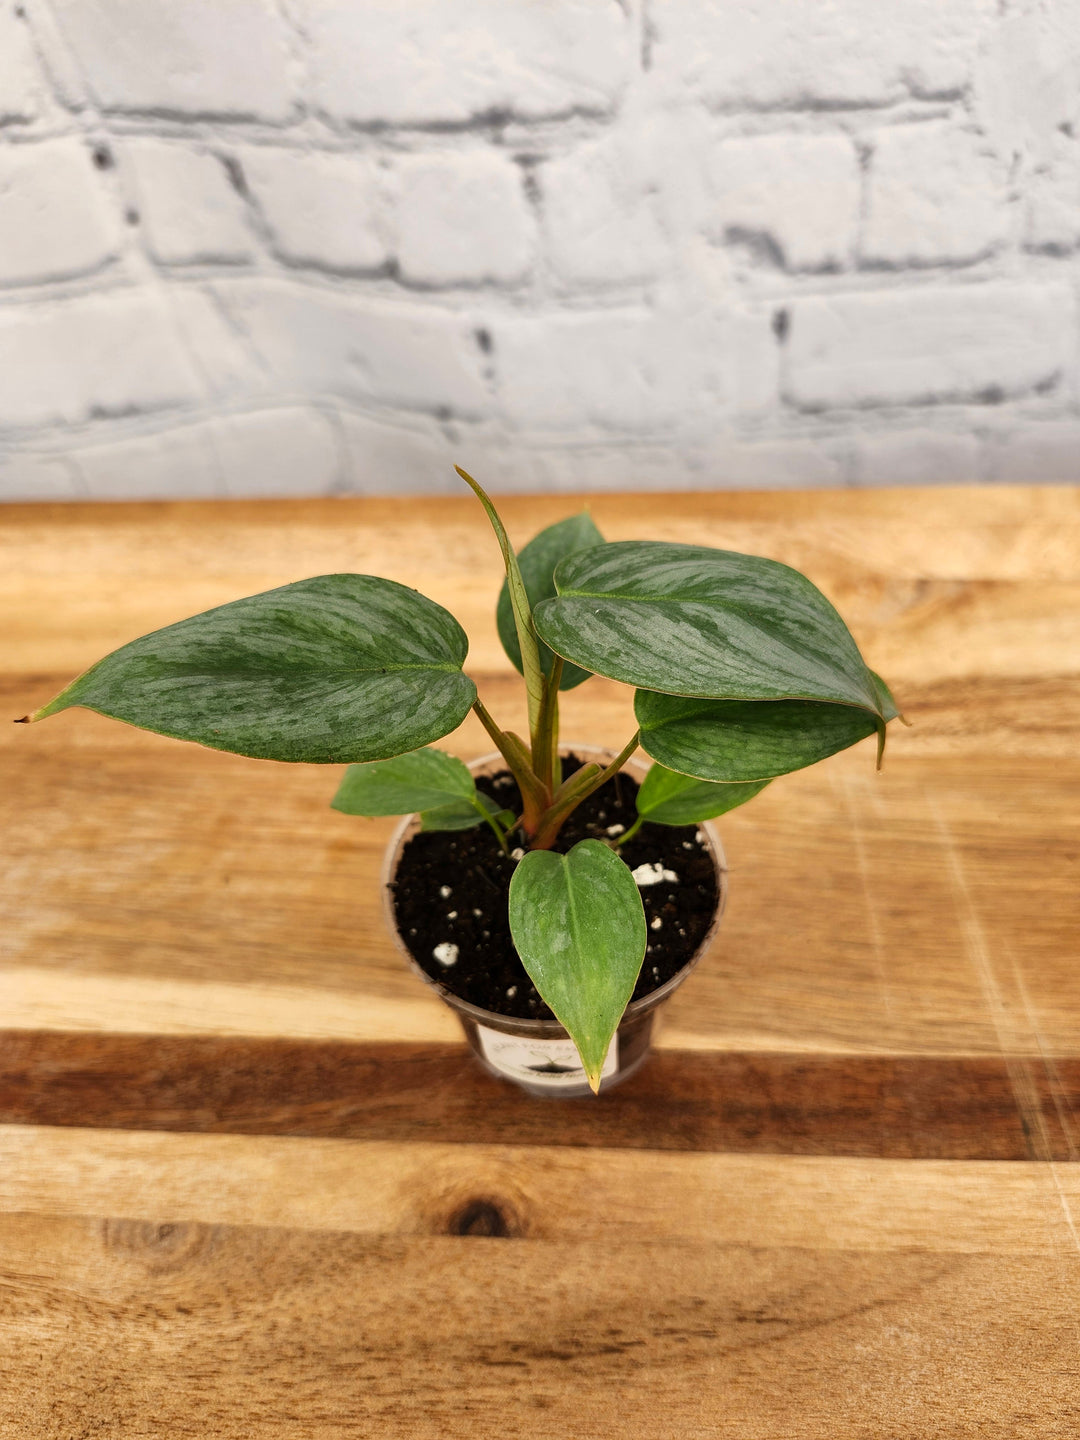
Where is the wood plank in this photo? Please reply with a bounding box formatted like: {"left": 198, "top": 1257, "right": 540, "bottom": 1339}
{"left": 3, "top": 1033, "right": 1079, "bottom": 1161}
{"left": 5, "top": 710, "right": 1078, "bottom": 1057}
{"left": 1, "top": 1210, "right": 1077, "bottom": 1440}
{"left": 3, "top": 1123, "right": 1079, "bottom": 1253}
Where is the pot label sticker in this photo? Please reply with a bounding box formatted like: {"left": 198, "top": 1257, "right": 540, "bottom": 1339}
{"left": 476, "top": 1025, "right": 619, "bottom": 1090}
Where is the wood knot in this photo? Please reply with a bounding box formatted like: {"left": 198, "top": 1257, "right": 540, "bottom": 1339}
{"left": 102, "top": 1218, "right": 209, "bottom": 1270}
{"left": 447, "top": 1198, "right": 517, "bottom": 1238}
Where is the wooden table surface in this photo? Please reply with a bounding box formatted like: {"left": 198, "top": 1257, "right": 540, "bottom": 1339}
{"left": 2, "top": 485, "right": 1079, "bottom": 1438}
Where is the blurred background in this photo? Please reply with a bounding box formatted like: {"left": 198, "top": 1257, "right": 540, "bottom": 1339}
{"left": 0, "top": 0, "right": 1078, "bottom": 502}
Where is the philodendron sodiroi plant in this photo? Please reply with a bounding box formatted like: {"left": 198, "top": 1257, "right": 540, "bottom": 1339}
{"left": 19, "top": 468, "right": 902, "bottom": 1091}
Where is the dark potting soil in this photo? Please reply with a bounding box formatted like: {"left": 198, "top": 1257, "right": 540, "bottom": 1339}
{"left": 390, "top": 755, "right": 721, "bottom": 1020}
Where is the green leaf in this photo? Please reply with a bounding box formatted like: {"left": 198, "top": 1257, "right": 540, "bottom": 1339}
{"left": 457, "top": 466, "right": 546, "bottom": 739}
{"left": 28, "top": 575, "right": 477, "bottom": 764}
{"left": 635, "top": 763, "right": 770, "bottom": 826}
{"left": 497, "top": 512, "right": 605, "bottom": 691}
{"left": 869, "top": 669, "right": 901, "bottom": 721}
{"left": 508, "top": 840, "right": 646, "bottom": 1093}
{"left": 332, "top": 746, "right": 475, "bottom": 816}
{"left": 534, "top": 541, "right": 883, "bottom": 717}
{"left": 421, "top": 793, "right": 515, "bottom": 833}
{"left": 635, "top": 691, "right": 881, "bottom": 782}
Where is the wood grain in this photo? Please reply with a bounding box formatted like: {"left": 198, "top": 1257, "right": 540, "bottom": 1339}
{"left": 2, "top": 1211, "right": 1076, "bottom": 1440}
{"left": 3, "top": 486, "right": 1079, "bottom": 1437}
{"left": 4, "top": 1123, "right": 1079, "bottom": 1253}
{"left": 3, "top": 1032, "right": 1079, "bottom": 1161}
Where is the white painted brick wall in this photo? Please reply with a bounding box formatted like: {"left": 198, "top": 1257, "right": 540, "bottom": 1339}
{"left": 704, "top": 133, "right": 860, "bottom": 273}
{"left": 125, "top": 141, "right": 253, "bottom": 266}
{"left": 861, "top": 124, "right": 1010, "bottom": 268}
{"left": 2, "top": 0, "right": 1079, "bottom": 500}
{"left": 395, "top": 152, "right": 532, "bottom": 286}
{"left": 0, "top": 139, "right": 119, "bottom": 285}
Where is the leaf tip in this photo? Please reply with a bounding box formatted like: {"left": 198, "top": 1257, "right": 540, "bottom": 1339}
{"left": 586, "top": 1069, "right": 603, "bottom": 1096}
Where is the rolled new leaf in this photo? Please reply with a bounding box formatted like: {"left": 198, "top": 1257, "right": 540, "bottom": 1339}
{"left": 24, "top": 575, "right": 477, "bottom": 764}
{"left": 497, "top": 512, "right": 605, "bottom": 692}
{"left": 508, "top": 839, "right": 646, "bottom": 1093}
{"left": 635, "top": 763, "right": 770, "bottom": 826}
{"left": 635, "top": 692, "right": 881, "bottom": 782}
{"left": 534, "top": 541, "right": 884, "bottom": 717}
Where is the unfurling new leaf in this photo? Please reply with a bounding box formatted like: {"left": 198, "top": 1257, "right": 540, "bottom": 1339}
{"left": 496, "top": 511, "right": 605, "bottom": 691}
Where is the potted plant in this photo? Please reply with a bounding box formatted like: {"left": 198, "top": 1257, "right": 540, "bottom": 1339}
{"left": 18, "top": 468, "right": 900, "bottom": 1095}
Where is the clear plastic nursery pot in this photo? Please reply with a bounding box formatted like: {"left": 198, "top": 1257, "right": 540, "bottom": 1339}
{"left": 381, "top": 746, "right": 729, "bottom": 1099}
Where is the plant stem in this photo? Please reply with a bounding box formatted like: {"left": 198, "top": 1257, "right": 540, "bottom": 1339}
{"left": 471, "top": 696, "right": 549, "bottom": 836}
{"left": 531, "top": 656, "right": 563, "bottom": 797}
{"left": 476, "top": 801, "right": 511, "bottom": 855}
{"left": 530, "top": 730, "right": 641, "bottom": 851}
{"left": 612, "top": 814, "right": 644, "bottom": 847}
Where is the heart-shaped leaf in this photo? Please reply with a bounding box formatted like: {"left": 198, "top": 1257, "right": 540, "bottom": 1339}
{"left": 508, "top": 839, "right": 646, "bottom": 1092}
{"left": 635, "top": 691, "right": 881, "bottom": 782}
{"left": 332, "top": 746, "right": 475, "bottom": 816}
{"left": 635, "top": 763, "right": 770, "bottom": 826}
{"left": 534, "top": 541, "right": 882, "bottom": 717}
{"left": 497, "top": 512, "right": 605, "bottom": 691}
{"left": 27, "top": 575, "right": 476, "bottom": 764}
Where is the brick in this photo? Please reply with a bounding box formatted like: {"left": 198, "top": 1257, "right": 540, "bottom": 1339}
{"left": 0, "top": 290, "right": 203, "bottom": 430}
{"left": 862, "top": 124, "right": 1009, "bottom": 267}
{"left": 493, "top": 307, "right": 728, "bottom": 433}
{"left": 212, "top": 408, "right": 341, "bottom": 497}
{"left": 301, "top": 0, "right": 631, "bottom": 125}
{"left": 0, "top": 453, "right": 84, "bottom": 502}
{"left": 49, "top": 0, "right": 293, "bottom": 121}
{"left": 340, "top": 411, "right": 547, "bottom": 495}
{"left": 786, "top": 284, "right": 1075, "bottom": 411}
{"left": 243, "top": 149, "right": 388, "bottom": 274}
{"left": 708, "top": 437, "right": 845, "bottom": 489}
{"left": 525, "top": 435, "right": 842, "bottom": 492}
{"left": 985, "top": 422, "right": 1080, "bottom": 484}
{"left": 125, "top": 141, "right": 253, "bottom": 266}
{"left": 1025, "top": 137, "right": 1080, "bottom": 254}
{"left": 972, "top": 2, "right": 1079, "bottom": 166}
{"left": 726, "top": 312, "right": 781, "bottom": 417}
{"left": 851, "top": 430, "right": 981, "bottom": 485}
{"left": 540, "top": 124, "right": 671, "bottom": 285}
{"left": 395, "top": 153, "right": 531, "bottom": 286}
{"left": 213, "top": 280, "right": 490, "bottom": 418}
{"left": 73, "top": 425, "right": 221, "bottom": 500}
{"left": 0, "top": 140, "right": 119, "bottom": 286}
{"left": 338, "top": 412, "right": 458, "bottom": 495}
{"left": 0, "top": 8, "right": 44, "bottom": 122}
{"left": 649, "top": 0, "right": 995, "bottom": 109}
{"left": 705, "top": 133, "right": 858, "bottom": 272}
{"left": 168, "top": 287, "right": 267, "bottom": 400}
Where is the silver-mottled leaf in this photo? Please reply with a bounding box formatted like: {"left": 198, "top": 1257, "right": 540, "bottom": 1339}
{"left": 535, "top": 541, "right": 882, "bottom": 716}
{"left": 29, "top": 575, "right": 476, "bottom": 764}
{"left": 635, "top": 691, "right": 881, "bottom": 782}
